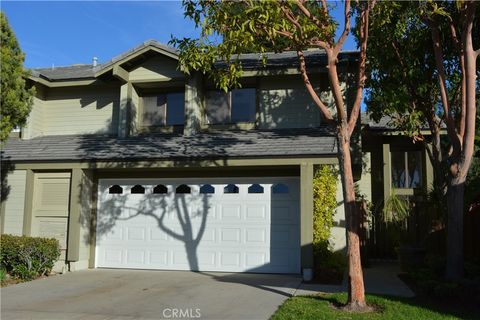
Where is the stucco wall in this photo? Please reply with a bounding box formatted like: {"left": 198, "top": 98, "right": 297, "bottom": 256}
{"left": 2, "top": 170, "right": 27, "bottom": 235}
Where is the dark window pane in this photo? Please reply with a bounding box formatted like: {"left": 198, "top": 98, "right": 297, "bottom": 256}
{"left": 407, "top": 152, "right": 422, "bottom": 188}
{"left": 248, "top": 184, "right": 264, "bottom": 194}
{"left": 109, "top": 185, "right": 123, "bottom": 194}
{"left": 391, "top": 151, "right": 406, "bottom": 188}
{"left": 200, "top": 184, "right": 215, "bottom": 194}
{"left": 272, "top": 183, "right": 289, "bottom": 194}
{"left": 131, "top": 185, "right": 145, "bottom": 194}
{"left": 142, "top": 95, "right": 166, "bottom": 126}
{"left": 224, "top": 184, "right": 239, "bottom": 194}
{"left": 231, "top": 88, "right": 256, "bottom": 122}
{"left": 176, "top": 184, "right": 191, "bottom": 194}
{"left": 206, "top": 90, "right": 230, "bottom": 124}
{"left": 153, "top": 184, "right": 168, "bottom": 194}
{"left": 166, "top": 93, "right": 185, "bottom": 125}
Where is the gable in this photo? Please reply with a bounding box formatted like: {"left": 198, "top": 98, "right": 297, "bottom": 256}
{"left": 128, "top": 55, "right": 184, "bottom": 82}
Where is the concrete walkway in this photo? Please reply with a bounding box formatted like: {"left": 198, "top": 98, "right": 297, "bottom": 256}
{"left": 295, "top": 261, "right": 415, "bottom": 297}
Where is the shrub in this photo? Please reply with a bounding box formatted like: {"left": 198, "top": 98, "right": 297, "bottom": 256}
{"left": 312, "top": 166, "right": 346, "bottom": 282}
{"left": 312, "top": 165, "right": 337, "bottom": 256}
{"left": 0, "top": 234, "right": 60, "bottom": 280}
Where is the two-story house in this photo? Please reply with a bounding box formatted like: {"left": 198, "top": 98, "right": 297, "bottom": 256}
{"left": 0, "top": 40, "right": 433, "bottom": 278}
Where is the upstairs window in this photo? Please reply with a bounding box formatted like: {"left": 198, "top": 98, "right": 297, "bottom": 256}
{"left": 142, "top": 92, "right": 185, "bottom": 126}
{"left": 205, "top": 88, "right": 256, "bottom": 124}
{"left": 391, "top": 151, "right": 422, "bottom": 189}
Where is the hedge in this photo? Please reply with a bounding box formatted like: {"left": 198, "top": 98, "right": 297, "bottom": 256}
{"left": 0, "top": 234, "right": 60, "bottom": 280}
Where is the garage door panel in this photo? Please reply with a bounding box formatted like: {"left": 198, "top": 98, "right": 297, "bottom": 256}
{"left": 96, "top": 178, "right": 300, "bottom": 273}
{"left": 246, "top": 204, "right": 268, "bottom": 220}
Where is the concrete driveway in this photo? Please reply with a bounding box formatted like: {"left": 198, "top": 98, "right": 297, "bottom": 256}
{"left": 1, "top": 269, "right": 301, "bottom": 320}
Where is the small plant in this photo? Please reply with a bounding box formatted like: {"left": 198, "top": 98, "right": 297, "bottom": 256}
{"left": 382, "top": 189, "right": 410, "bottom": 223}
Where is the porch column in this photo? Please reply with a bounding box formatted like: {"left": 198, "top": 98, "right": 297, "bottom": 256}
{"left": 300, "top": 162, "right": 314, "bottom": 280}
{"left": 184, "top": 71, "right": 203, "bottom": 136}
{"left": 118, "top": 82, "right": 132, "bottom": 138}
{"left": 22, "top": 169, "right": 34, "bottom": 236}
{"left": 382, "top": 143, "right": 392, "bottom": 202}
{"left": 67, "top": 169, "right": 94, "bottom": 270}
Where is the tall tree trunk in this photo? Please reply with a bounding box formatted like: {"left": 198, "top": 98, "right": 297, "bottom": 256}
{"left": 446, "top": 175, "right": 465, "bottom": 280}
{"left": 337, "top": 124, "right": 366, "bottom": 310}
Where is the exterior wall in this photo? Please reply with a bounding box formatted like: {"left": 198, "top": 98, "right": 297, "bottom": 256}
{"left": 68, "top": 169, "right": 93, "bottom": 271}
{"left": 1, "top": 170, "right": 27, "bottom": 235}
{"left": 130, "top": 85, "right": 140, "bottom": 134}
{"left": 42, "top": 86, "right": 120, "bottom": 136}
{"left": 258, "top": 76, "right": 325, "bottom": 129}
{"left": 23, "top": 85, "right": 46, "bottom": 139}
{"left": 24, "top": 97, "right": 44, "bottom": 139}
{"left": 330, "top": 171, "right": 347, "bottom": 252}
{"left": 129, "top": 55, "right": 184, "bottom": 82}
{"left": 357, "top": 152, "right": 372, "bottom": 202}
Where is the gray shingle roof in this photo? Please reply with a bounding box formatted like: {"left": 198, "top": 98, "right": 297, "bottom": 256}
{"left": 1, "top": 129, "right": 337, "bottom": 163}
{"left": 31, "top": 64, "right": 96, "bottom": 81}
{"left": 30, "top": 39, "right": 359, "bottom": 81}
{"left": 361, "top": 113, "right": 445, "bottom": 131}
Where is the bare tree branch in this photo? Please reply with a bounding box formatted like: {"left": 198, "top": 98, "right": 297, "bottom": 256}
{"left": 296, "top": 49, "right": 334, "bottom": 124}
{"left": 459, "top": 0, "right": 477, "bottom": 173}
{"left": 293, "top": 0, "right": 332, "bottom": 48}
{"left": 429, "top": 21, "right": 462, "bottom": 154}
{"left": 334, "top": 0, "right": 352, "bottom": 57}
{"left": 348, "top": 0, "right": 376, "bottom": 135}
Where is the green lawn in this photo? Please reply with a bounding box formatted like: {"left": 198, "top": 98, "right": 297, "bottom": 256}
{"left": 271, "top": 293, "right": 479, "bottom": 320}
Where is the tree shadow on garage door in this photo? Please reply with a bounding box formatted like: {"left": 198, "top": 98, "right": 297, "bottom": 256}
{"left": 96, "top": 184, "right": 211, "bottom": 271}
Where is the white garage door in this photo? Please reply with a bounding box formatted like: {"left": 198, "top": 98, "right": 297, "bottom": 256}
{"left": 95, "top": 177, "right": 300, "bottom": 274}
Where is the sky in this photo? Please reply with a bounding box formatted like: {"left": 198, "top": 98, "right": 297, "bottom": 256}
{"left": 1, "top": 1, "right": 358, "bottom": 69}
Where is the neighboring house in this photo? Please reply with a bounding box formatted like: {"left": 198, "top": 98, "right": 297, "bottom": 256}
{"left": 0, "top": 40, "right": 433, "bottom": 277}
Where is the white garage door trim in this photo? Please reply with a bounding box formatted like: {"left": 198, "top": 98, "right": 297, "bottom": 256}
{"left": 95, "top": 177, "right": 300, "bottom": 274}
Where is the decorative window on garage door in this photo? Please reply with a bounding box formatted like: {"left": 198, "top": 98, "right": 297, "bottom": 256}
{"left": 200, "top": 184, "right": 215, "bottom": 194}
{"left": 153, "top": 184, "right": 168, "bottom": 194}
{"left": 176, "top": 184, "right": 191, "bottom": 194}
{"left": 224, "top": 184, "right": 239, "bottom": 194}
{"left": 109, "top": 185, "right": 123, "bottom": 194}
{"left": 272, "top": 183, "right": 289, "bottom": 194}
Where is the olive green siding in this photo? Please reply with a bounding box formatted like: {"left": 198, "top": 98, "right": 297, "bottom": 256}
{"left": 1, "top": 170, "right": 27, "bottom": 235}
{"left": 24, "top": 90, "right": 45, "bottom": 139}
{"left": 40, "top": 86, "right": 120, "bottom": 136}
{"left": 357, "top": 152, "right": 372, "bottom": 202}
{"left": 129, "top": 55, "right": 184, "bottom": 82}
{"left": 300, "top": 162, "right": 314, "bottom": 269}
{"left": 130, "top": 84, "right": 140, "bottom": 135}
